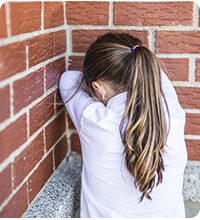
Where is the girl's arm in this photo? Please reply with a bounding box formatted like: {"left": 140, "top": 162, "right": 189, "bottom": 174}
{"left": 59, "top": 70, "right": 97, "bottom": 132}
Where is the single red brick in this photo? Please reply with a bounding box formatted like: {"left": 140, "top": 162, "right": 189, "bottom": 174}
{"left": 45, "top": 111, "right": 66, "bottom": 151}
{"left": 185, "top": 139, "right": 200, "bottom": 161}
{"left": 185, "top": 113, "right": 200, "bottom": 136}
{"left": 159, "top": 58, "right": 189, "bottom": 81}
{"left": 66, "top": 1, "right": 109, "bottom": 25}
{"left": 0, "top": 183, "right": 27, "bottom": 218}
{"left": 175, "top": 87, "right": 200, "bottom": 109}
{"left": 54, "top": 136, "right": 68, "bottom": 168}
{"left": 27, "top": 30, "right": 66, "bottom": 67}
{"left": 44, "top": 2, "right": 64, "bottom": 29}
{"left": 55, "top": 88, "right": 64, "bottom": 113}
{"left": 71, "top": 133, "right": 81, "bottom": 154}
{"left": 0, "top": 165, "right": 12, "bottom": 206}
{"left": 13, "top": 68, "right": 44, "bottom": 114}
{"left": 0, "top": 3, "right": 7, "bottom": 38}
{"left": 13, "top": 132, "right": 44, "bottom": 188}
{"left": 114, "top": 2, "right": 193, "bottom": 26}
{"left": 156, "top": 31, "right": 200, "bottom": 54}
{"left": 0, "top": 114, "right": 27, "bottom": 163}
{"left": 0, "top": 85, "right": 10, "bottom": 123}
{"left": 9, "top": 2, "right": 41, "bottom": 36}
{"left": 68, "top": 56, "right": 84, "bottom": 72}
{"left": 196, "top": 59, "right": 200, "bottom": 82}
{"left": 73, "top": 29, "right": 148, "bottom": 53}
{"left": 45, "top": 57, "right": 66, "bottom": 90}
{"left": 29, "top": 93, "right": 54, "bottom": 136}
{"left": 0, "top": 41, "right": 26, "bottom": 80}
{"left": 27, "top": 152, "right": 53, "bottom": 203}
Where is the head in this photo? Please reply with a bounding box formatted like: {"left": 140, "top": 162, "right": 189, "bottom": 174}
{"left": 82, "top": 33, "right": 142, "bottom": 103}
{"left": 82, "top": 32, "right": 169, "bottom": 201}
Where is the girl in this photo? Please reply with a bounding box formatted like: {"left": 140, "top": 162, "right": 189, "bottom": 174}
{"left": 59, "top": 33, "right": 187, "bottom": 218}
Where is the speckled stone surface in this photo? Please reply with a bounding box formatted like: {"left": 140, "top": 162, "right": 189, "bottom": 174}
{"left": 23, "top": 153, "right": 82, "bottom": 218}
{"left": 183, "top": 164, "right": 200, "bottom": 202}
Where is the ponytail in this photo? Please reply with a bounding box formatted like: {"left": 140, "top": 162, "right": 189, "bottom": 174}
{"left": 120, "top": 46, "right": 169, "bottom": 201}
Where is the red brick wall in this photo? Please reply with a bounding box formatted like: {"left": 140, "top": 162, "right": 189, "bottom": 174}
{"left": 0, "top": 1, "right": 200, "bottom": 217}
{"left": 0, "top": 2, "right": 68, "bottom": 217}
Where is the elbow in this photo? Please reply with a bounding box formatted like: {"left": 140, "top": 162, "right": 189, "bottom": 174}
{"left": 59, "top": 71, "right": 67, "bottom": 91}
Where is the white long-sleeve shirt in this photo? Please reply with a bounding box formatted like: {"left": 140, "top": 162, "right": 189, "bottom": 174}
{"left": 59, "top": 70, "right": 187, "bottom": 218}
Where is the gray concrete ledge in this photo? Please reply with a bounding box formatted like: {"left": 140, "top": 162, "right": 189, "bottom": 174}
{"left": 23, "top": 153, "right": 82, "bottom": 218}
{"left": 23, "top": 154, "right": 200, "bottom": 218}
{"left": 183, "top": 163, "right": 200, "bottom": 202}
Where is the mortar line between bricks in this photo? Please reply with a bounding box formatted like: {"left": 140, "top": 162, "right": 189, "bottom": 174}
{"left": 184, "top": 109, "right": 200, "bottom": 114}
{"left": 26, "top": 181, "right": 30, "bottom": 206}
{"left": 63, "top": 1, "right": 69, "bottom": 72}
{"left": 68, "top": 129, "right": 78, "bottom": 134}
{"left": 44, "top": 66, "right": 47, "bottom": 93}
{"left": 109, "top": 1, "right": 114, "bottom": 27}
{"left": 0, "top": 109, "right": 65, "bottom": 174}
{"left": 63, "top": 1, "right": 67, "bottom": 26}
{"left": 5, "top": 2, "right": 11, "bottom": 37}
{"left": 26, "top": 112, "right": 30, "bottom": 139}
{"left": 52, "top": 148, "right": 56, "bottom": 171}
{"left": 189, "top": 57, "right": 196, "bottom": 82}
{"left": 66, "top": 25, "right": 200, "bottom": 31}
{"left": 26, "top": 44, "right": 29, "bottom": 70}
{"left": 0, "top": 84, "right": 59, "bottom": 132}
{"left": 0, "top": 130, "right": 66, "bottom": 213}
{"left": 193, "top": 1, "right": 199, "bottom": 28}
{"left": 64, "top": 5, "right": 74, "bottom": 70}
{"left": 0, "top": 25, "right": 67, "bottom": 47}
{"left": 11, "top": 163, "right": 15, "bottom": 191}
{"left": 1, "top": 24, "right": 200, "bottom": 47}
{"left": 67, "top": 27, "right": 73, "bottom": 55}
{"left": 66, "top": 26, "right": 73, "bottom": 71}
{"left": 171, "top": 81, "right": 200, "bottom": 87}
{"left": 53, "top": 92, "right": 56, "bottom": 115}
{"left": 0, "top": 52, "right": 67, "bottom": 89}
{"left": 185, "top": 134, "right": 200, "bottom": 140}
{"left": 148, "top": 28, "right": 156, "bottom": 53}
{"left": 157, "top": 54, "right": 200, "bottom": 59}
{"left": 41, "top": 1, "right": 44, "bottom": 30}
{"left": 65, "top": 54, "right": 69, "bottom": 72}
{"left": 9, "top": 82, "right": 14, "bottom": 120}
{"left": 43, "top": 128, "right": 47, "bottom": 154}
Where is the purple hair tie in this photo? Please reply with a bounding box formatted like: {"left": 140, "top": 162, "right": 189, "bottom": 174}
{"left": 131, "top": 45, "right": 140, "bottom": 55}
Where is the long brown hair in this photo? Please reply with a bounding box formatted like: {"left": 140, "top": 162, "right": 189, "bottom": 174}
{"left": 82, "top": 32, "right": 169, "bottom": 201}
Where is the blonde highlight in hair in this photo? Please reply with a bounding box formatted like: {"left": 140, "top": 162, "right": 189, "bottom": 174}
{"left": 120, "top": 46, "right": 168, "bottom": 201}
{"left": 82, "top": 33, "right": 169, "bottom": 201}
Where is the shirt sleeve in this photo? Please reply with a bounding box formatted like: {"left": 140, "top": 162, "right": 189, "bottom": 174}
{"left": 59, "top": 70, "right": 96, "bottom": 133}
{"left": 161, "top": 70, "right": 186, "bottom": 132}
{"left": 161, "top": 70, "right": 179, "bottom": 102}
